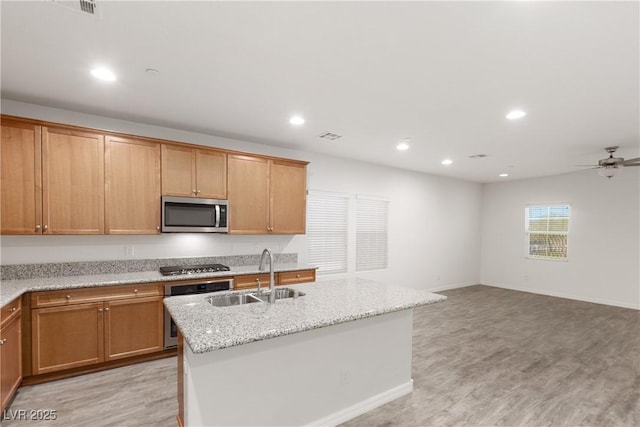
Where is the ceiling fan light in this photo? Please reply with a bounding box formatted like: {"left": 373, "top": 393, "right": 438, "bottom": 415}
{"left": 598, "top": 165, "right": 623, "bottom": 179}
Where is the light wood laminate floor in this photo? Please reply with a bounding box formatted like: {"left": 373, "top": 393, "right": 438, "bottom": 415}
{"left": 3, "top": 285, "right": 638, "bottom": 426}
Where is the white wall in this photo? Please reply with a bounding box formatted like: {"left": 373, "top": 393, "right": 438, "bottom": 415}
{"left": 0, "top": 100, "right": 483, "bottom": 292}
{"left": 481, "top": 168, "right": 640, "bottom": 309}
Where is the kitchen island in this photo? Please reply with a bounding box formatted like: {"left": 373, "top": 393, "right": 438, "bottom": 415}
{"left": 164, "top": 277, "right": 446, "bottom": 426}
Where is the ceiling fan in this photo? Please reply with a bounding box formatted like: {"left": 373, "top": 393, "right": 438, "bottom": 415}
{"left": 582, "top": 146, "right": 640, "bottom": 178}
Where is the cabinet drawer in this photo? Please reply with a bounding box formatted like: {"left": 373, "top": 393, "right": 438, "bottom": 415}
{"left": 277, "top": 269, "right": 316, "bottom": 285}
{"left": 31, "top": 283, "right": 163, "bottom": 308}
{"left": 233, "top": 274, "right": 271, "bottom": 290}
{"left": 1, "top": 297, "right": 21, "bottom": 328}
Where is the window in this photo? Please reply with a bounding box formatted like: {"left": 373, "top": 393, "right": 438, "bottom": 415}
{"left": 356, "top": 197, "right": 388, "bottom": 271}
{"left": 306, "top": 192, "right": 349, "bottom": 274}
{"left": 526, "top": 204, "right": 570, "bottom": 260}
{"left": 307, "top": 191, "right": 389, "bottom": 275}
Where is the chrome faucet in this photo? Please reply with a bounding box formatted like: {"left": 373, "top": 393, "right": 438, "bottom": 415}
{"left": 259, "top": 248, "right": 276, "bottom": 303}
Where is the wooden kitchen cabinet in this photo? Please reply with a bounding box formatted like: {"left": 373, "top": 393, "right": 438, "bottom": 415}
{"left": 0, "top": 119, "right": 41, "bottom": 234}
{"left": 31, "top": 302, "right": 104, "bottom": 374}
{"left": 277, "top": 269, "right": 316, "bottom": 285}
{"left": 1, "top": 297, "right": 22, "bottom": 411}
{"left": 227, "top": 154, "right": 307, "bottom": 234}
{"left": 162, "top": 144, "right": 227, "bottom": 199}
{"left": 233, "top": 273, "right": 272, "bottom": 290}
{"left": 104, "top": 297, "right": 164, "bottom": 361}
{"left": 0, "top": 119, "right": 104, "bottom": 234}
{"left": 270, "top": 159, "right": 307, "bottom": 234}
{"left": 30, "top": 284, "right": 164, "bottom": 375}
{"left": 42, "top": 126, "right": 105, "bottom": 234}
{"left": 105, "top": 135, "right": 161, "bottom": 234}
{"left": 233, "top": 269, "right": 316, "bottom": 290}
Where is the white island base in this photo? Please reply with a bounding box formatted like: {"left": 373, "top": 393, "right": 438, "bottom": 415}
{"left": 182, "top": 309, "right": 414, "bottom": 426}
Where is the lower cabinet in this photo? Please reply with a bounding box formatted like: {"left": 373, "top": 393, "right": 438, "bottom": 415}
{"left": 233, "top": 269, "right": 317, "bottom": 290}
{"left": 30, "top": 285, "right": 164, "bottom": 375}
{"left": 1, "top": 297, "right": 22, "bottom": 411}
{"left": 104, "top": 297, "right": 164, "bottom": 361}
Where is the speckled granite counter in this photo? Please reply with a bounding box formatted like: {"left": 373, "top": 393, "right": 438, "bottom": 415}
{"left": 0, "top": 263, "right": 314, "bottom": 307}
{"left": 164, "top": 277, "right": 446, "bottom": 354}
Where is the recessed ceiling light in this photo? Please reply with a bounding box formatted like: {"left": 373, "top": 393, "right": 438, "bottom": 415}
{"left": 396, "top": 138, "right": 411, "bottom": 151}
{"left": 506, "top": 110, "right": 526, "bottom": 120}
{"left": 499, "top": 173, "right": 509, "bottom": 177}
{"left": 289, "top": 116, "right": 305, "bottom": 126}
{"left": 441, "top": 159, "right": 453, "bottom": 166}
{"left": 91, "top": 67, "right": 116, "bottom": 82}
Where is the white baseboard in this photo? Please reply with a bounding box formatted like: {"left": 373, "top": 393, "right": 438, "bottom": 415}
{"left": 428, "top": 281, "right": 478, "bottom": 293}
{"left": 306, "top": 380, "right": 413, "bottom": 427}
{"left": 483, "top": 282, "right": 640, "bottom": 310}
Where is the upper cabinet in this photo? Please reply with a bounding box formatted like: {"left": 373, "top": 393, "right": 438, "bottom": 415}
{"left": 1, "top": 115, "right": 307, "bottom": 236}
{"left": 161, "top": 144, "right": 227, "bottom": 199}
{"left": 105, "top": 136, "right": 161, "bottom": 234}
{"left": 228, "top": 154, "right": 307, "bottom": 235}
{"left": 43, "top": 127, "right": 105, "bottom": 234}
{"left": 1, "top": 119, "right": 42, "bottom": 234}
{"left": 1, "top": 119, "right": 104, "bottom": 234}
{"left": 270, "top": 159, "right": 307, "bottom": 234}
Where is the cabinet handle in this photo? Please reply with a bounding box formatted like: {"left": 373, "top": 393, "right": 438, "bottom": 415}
{"left": 196, "top": 190, "right": 201, "bottom": 194}
{"left": 10, "top": 307, "right": 17, "bottom": 312}
{"left": 134, "top": 289, "right": 139, "bottom": 294}
{"left": 105, "top": 307, "right": 110, "bottom": 311}
{"left": 66, "top": 295, "right": 71, "bottom": 300}
{"left": 296, "top": 274, "right": 301, "bottom": 278}
{"left": 43, "top": 225, "right": 49, "bottom": 231}
{"left": 0, "top": 339, "right": 6, "bottom": 345}
{"left": 156, "top": 226, "right": 160, "bottom": 231}
{"left": 192, "top": 189, "right": 197, "bottom": 194}
{"left": 98, "top": 308, "right": 103, "bottom": 312}
{"left": 35, "top": 224, "right": 41, "bottom": 232}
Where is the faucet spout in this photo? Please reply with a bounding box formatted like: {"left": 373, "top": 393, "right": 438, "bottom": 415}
{"left": 259, "top": 248, "right": 275, "bottom": 303}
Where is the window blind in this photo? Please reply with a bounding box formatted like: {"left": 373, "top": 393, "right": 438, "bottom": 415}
{"left": 356, "top": 197, "right": 388, "bottom": 271}
{"left": 306, "top": 192, "right": 349, "bottom": 275}
{"left": 526, "top": 204, "right": 570, "bottom": 260}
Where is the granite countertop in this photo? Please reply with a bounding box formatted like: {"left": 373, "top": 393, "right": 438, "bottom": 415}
{"left": 164, "top": 277, "right": 447, "bottom": 354}
{"left": 0, "top": 263, "right": 314, "bottom": 307}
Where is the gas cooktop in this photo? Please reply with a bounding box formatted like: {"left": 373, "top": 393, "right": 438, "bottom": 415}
{"left": 159, "top": 263, "right": 230, "bottom": 276}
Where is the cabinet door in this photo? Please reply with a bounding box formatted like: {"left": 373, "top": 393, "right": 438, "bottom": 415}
{"left": 196, "top": 149, "right": 227, "bottom": 199}
{"left": 0, "top": 310, "right": 21, "bottom": 411}
{"left": 270, "top": 160, "right": 307, "bottom": 234}
{"left": 0, "top": 119, "right": 42, "bottom": 234}
{"left": 31, "top": 302, "right": 104, "bottom": 374}
{"left": 161, "top": 144, "right": 195, "bottom": 197}
{"left": 42, "top": 127, "right": 104, "bottom": 234}
{"left": 104, "top": 297, "right": 164, "bottom": 361}
{"left": 227, "top": 155, "right": 269, "bottom": 234}
{"left": 105, "top": 136, "right": 161, "bottom": 234}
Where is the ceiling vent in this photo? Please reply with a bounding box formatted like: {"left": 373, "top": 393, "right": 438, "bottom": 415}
{"left": 51, "top": 0, "right": 100, "bottom": 18}
{"left": 468, "top": 154, "right": 488, "bottom": 159}
{"left": 318, "top": 132, "right": 343, "bottom": 141}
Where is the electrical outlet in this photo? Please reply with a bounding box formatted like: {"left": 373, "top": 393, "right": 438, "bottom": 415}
{"left": 125, "top": 245, "right": 135, "bottom": 258}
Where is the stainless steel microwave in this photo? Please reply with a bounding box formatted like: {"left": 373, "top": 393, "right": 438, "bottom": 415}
{"left": 161, "top": 196, "right": 228, "bottom": 233}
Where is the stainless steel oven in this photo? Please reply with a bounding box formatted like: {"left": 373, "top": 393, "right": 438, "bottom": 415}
{"left": 163, "top": 278, "right": 233, "bottom": 349}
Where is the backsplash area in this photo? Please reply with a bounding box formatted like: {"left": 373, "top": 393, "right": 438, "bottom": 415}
{"left": 0, "top": 253, "right": 297, "bottom": 281}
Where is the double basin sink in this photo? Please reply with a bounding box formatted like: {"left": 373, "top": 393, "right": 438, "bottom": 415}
{"left": 207, "top": 288, "right": 305, "bottom": 307}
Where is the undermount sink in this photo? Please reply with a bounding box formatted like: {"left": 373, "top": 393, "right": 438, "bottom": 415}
{"left": 207, "top": 288, "right": 305, "bottom": 307}
{"left": 207, "top": 293, "right": 261, "bottom": 307}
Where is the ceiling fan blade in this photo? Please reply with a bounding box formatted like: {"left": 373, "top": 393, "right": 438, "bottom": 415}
{"left": 622, "top": 157, "right": 640, "bottom": 165}
{"left": 624, "top": 163, "right": 640, "bottom": 167}
{"left": 574, "top": 164, "right": 599, "bottom": 167}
